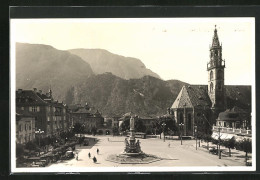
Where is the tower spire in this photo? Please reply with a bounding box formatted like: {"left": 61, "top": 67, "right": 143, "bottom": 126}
{"left": 49, "top": 84, "right": 53, "bottom": 99}
{"left": 212, "top": 25, "right": 220, "bottom": 47}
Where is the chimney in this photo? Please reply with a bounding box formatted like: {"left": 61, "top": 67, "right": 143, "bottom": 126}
{"left": 18, "top": 89, "right": 23, "bottom": 94}
{"left": 33, "top": 88, "right": 37, "bottom": 92}
{"left": 39, "top": 90, "right": 42, "bottom": 94}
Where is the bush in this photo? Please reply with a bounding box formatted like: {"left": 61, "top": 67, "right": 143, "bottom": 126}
{"left": 25, "top": 141, "right": 38, "bottom": 151}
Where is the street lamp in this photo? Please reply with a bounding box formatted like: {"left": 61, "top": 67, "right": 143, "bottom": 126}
{"left": 194, "top": 125, "right": 197, "bottom": 150}
{"left": 162, "top": 122, "right": 166, "bottom": 142}
{"left": 35, "top": 129, "right": 44, "bottom": 147}
{"left": 81, "top": 124, "right": 85, "bottom": 137}
{"left": 179, "top": 123, "right": 184, "bottom": 145}
{"left": 218, "top": 125, "right": 222, "bottom": 159}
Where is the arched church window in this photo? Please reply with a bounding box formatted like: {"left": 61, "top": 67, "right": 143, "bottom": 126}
{"left": 180, "top": 113, "right": 184, "bottom": 124}
{"left": 214, "top": 50, "right": 218, "bottom": 56}
{"left": 188, "top": 114, "right": 192, "bottom": 130}
{"left": 210, "top": 71, "right": 213, "bottom": 80}
{"left": 210, "top": 82, "right": 213, "bottom": 92}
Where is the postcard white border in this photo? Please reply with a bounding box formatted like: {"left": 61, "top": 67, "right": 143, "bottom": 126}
{"left": 10, "top": 17, "right": 256, "bottom": 173}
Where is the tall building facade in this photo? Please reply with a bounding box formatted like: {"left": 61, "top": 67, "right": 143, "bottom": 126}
{"left": 207, "top": 26, "right": 226, "bottom": 118}
{"left": 16, "top": 88, "right": 70, "bottom": 138}
{"left": 171, "top": 26, "right": 251, "bottom": 136}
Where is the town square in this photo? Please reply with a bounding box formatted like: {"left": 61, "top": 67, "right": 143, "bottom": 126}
{"left": 11, "top": 18, "right": 254, "bottom": 172}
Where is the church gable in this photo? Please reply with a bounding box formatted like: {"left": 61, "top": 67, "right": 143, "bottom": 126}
{"left": 171, "top": 86, "right": 193, "bottom": 109}
{"left": 186, "top": 85, "right": 212, "bottom": 108}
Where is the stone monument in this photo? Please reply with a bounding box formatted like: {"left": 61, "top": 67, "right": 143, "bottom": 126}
{"left": 106, "top": 115, "right": 161, "bottom": 164}
{"left": 123, "top": 116, "right": 143, "bottom": 155}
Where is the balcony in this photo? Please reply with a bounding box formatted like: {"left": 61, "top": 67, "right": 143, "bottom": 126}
{"left": 212, "top": 126, "right": 251, "bottom": 136}
{"left": 207, "top": 59, "right": 225, "bottom": 70}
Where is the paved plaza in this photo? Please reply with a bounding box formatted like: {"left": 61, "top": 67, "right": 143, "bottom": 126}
{"left": 48, "top": 135, "right": 249, "bottom": 168}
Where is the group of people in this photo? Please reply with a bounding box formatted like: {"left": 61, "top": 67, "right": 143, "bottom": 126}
{"left": 75, "top": 148, "right": 100, "bottom": 163}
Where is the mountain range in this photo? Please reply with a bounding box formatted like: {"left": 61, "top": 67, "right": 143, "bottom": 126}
{"left": 69, "top": 48, "right": 160, "bottom": 80}
{"left": 16, "top": 42, "right": 187, "bottom": 116}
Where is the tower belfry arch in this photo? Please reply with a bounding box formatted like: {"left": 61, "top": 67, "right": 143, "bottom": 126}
{"left": 207, "top": 25, "right": 226, "bottom": 116}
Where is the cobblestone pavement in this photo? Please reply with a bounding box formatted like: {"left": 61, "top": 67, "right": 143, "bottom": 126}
{"left": 48, "top": 135, "right": 250, "bottom": 168}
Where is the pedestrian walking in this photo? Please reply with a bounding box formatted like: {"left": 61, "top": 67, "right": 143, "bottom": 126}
{"left": 93, "top": 156, "right": 97, "bottom": 163}
{"left": 108, "top": 138, "right": 109, "bottom": 141}
{"left": 97, "top": 148, "right": 99, "bottom": 154}
{"left": 88, "top": 152, "right": 91, "bottom": 158}
{"left": 168, "top": 142, "right": 171, "bottom": 148}
{"left": 76, "top": 154, "right": 78, "bottom": 161}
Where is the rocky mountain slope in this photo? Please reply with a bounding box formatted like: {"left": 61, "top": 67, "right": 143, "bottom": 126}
{"left": 69, "top": 48, "right": 160, "bottom": 80}
{"left": 65, "top": 73, "right": 187, "bottom": 116}
{"left": 16, "top": 42, "right": 187, "bottom": 116}
{"left": 16, "top": 43, "right": 94, "bottom": 100}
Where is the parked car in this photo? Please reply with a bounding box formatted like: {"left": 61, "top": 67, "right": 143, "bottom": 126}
{"left": 65, "top": 151, "right": 74, "bottom": 159}
{"left": 209, "top": 147, "right": 218, "bottom": 155}
{"left": 83, "top": 139, "right": 89, "bottom": 146}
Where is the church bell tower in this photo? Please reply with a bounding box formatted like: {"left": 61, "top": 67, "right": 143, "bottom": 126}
{"left": 207, "top": 25, "right": 226, "bottom": 113}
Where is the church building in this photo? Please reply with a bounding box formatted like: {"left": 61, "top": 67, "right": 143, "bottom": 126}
{"left": 171, "top": 26, "right": 251, "bottom": 136}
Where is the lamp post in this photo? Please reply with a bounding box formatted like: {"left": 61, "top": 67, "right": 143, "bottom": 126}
{"left": 162, "top": 122, "right": 166, "bottom": 142}
{"left": 218, "top": 125, "right": 222, "bottom": 159}
{"left": 179, "top": 123, "right": 184, "bottom": 145}
{"left": 35, "top": 129, "right": 44, "bottom": 147}
{"left": 194, "top": 125, "right": 197, "bottom": 150}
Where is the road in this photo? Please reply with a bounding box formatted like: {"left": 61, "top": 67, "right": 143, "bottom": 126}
{"left": 48, "top": 135, "right": 248, "bottom": 169}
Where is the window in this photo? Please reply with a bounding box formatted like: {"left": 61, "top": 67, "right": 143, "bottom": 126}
{"left": 21, "top": 107, "right": 24, "bottom": 110}
{"left": 188, "top": 114, "right": 192, "bottom": 130}
{"left": 32, "top": 106, "right": 37, "bottom": 112}
{"left": 210, "top": 71, "right": 213, "bottom": 80}
{"left": 214, "top": 50, "right": 218, "bottom": 56}
{"left": 210, "top": 82, "right": 213, "bottom": 92}
{"left": 19, "top": 124, "right": 22, "bottom": 132}
{"left": 180, "top": 113, "right": 184, "bottom": 124}
{"left": 29, "top": 106, "right": 39, "bottom": 112}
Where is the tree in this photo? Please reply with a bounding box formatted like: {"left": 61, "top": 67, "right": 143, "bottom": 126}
{"left": 223, "top": 136, "right": 236, "bottom": 157}
{"left": 91, "top": 127, "right": 97, "bottom": 136}
{"left": 106, "top": 119, "right": 112, "bottom": 128}
{"left": 25, "top": 141, "right": 37, "bottom": 152}
{"left": 135, "top": 119, "right": 146, "bottom": 132}
{"left": 237, "top": 139, "right": 252, "bottom": 163}
{"left": 202, "top": 133, "right": 212, "bottom": 150}
{"left": 119, "top": 117, "right": 146, "bottom": 133}
{"left": 73, "top": 123, "right": 83, "bottom": 134}
{"left": 152, "top": 121, "right": 163, "bottom": 138}
{"left": 112, "top": 127, "right": 119, "bottom": 135}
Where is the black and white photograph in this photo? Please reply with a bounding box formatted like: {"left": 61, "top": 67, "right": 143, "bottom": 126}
{"left": 10, "top": 17, "right": 255, "bottom": 173}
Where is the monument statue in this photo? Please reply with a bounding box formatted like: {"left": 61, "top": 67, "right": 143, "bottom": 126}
{"left": 123, "top": 115, "right": 143, "bottom": 155}
{"left": 130, "top": 116, "right": 135, "bottom": 131}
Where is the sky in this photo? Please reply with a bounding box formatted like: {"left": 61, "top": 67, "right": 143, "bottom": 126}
{"left": 11, "top": 18, "right": 255, "bottom": 85}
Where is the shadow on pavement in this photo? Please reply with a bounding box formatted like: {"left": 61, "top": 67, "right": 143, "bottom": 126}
{"left": 76, "top": 137, "right": 100, "bottom": 149}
